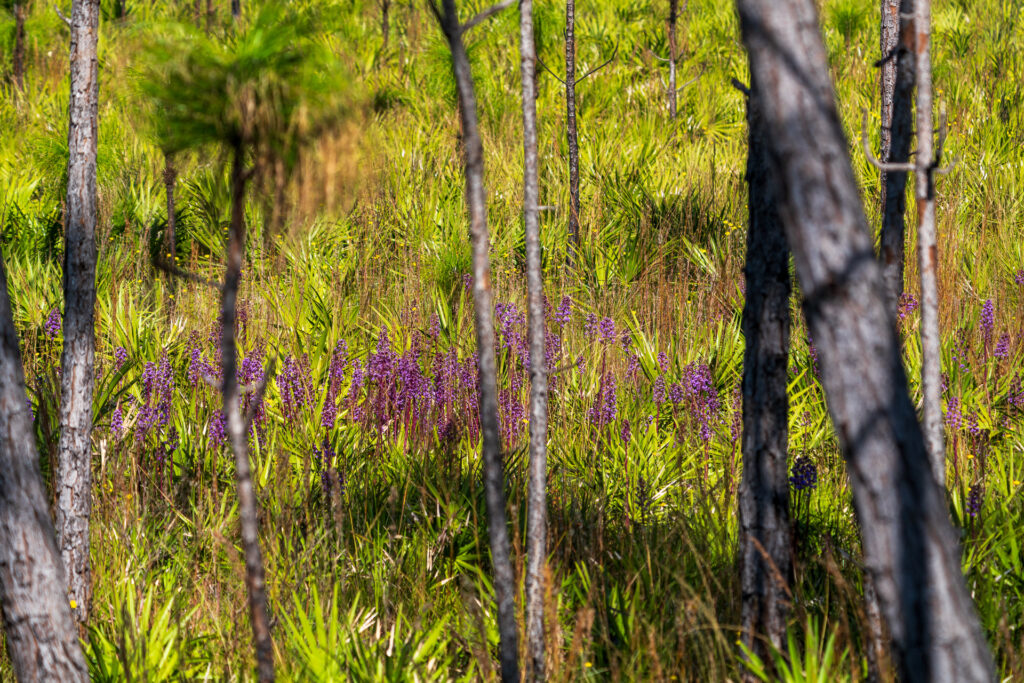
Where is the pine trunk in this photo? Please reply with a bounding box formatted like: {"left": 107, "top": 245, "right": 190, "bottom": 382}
{"left": 734, "top": 0, "right": 994, "bottom": 679}
{"left": 667, "top": 0, "right": 678, "bottom": 118}
{"left": 0, "top": 253, "right": 89, "bottom": 681}
{"left": 737, "top": 76, "right": 792, "bottom": 666}
{"left": 437, "top": 2, "right": 520, "bottom": 679}
{"left": 565, "top": 0, "right": 580, "bottom": 262}
{"left": 520, "top": 0, "right": 550, "bottom": 679}
{"left": 224, "top": 148, "right": 275, "bottom": 683}
{"left": 57, "top": 0, "right": 100, "bottom": 625}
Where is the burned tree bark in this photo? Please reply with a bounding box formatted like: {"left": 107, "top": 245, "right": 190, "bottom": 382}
{"left": 12, "top": 2, "right": 25, "bottom": 93}
{"left": 432, "top": 0, "right": 520, "bottom": 680}
{"left": 164, "top": 153, "right": 178, "bottom": 301}
{"left": 666, "top": 0, "right": 679, "bottom": 119}
{"left": 57, "top": 0, "right": 99, "bottom": 625}
{"left": 734, "top": 0, "right": 994, "bottom": 680}
{"left": 736, "top": 76, "right": 792, "bottom": 665}
{"left": 913, "top": 0, "right": 945, "bottom": 486}
{"left": 0, "top": 253, "right": 89, "bottom": 682}
{"left": 231, "top": 0, "right": 240, "bottom": 20}
{"left": 564, "top": 0, "right": 580, "bottom": 261}
{"left": 222, "top": 147, "right": 275, "bottom": 683}
{"left": 520, "top": 0, "right": 550, "bottom": 679}
{"left": 878, "top": 0, "right": 914, "bottom": 315}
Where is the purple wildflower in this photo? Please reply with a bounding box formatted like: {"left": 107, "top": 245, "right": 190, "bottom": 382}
{"left": 897, "top": 293, "right": 919, "bottom": 321}
{"left": 44, "top": 307, "right": 61, "bottom": 339}
{"left": 620, "top": 419, "right": 631, "bottom": 447}
{"left": 583, "top": 313, "right": 598, "bottom": 340}
{"left": 967, "top": 483, "right": 983, "bottom": 519}
{"left": 980, "top": 299, "right": 995, "bottom": 347}
{"left": 945, "top": 396, "right": 963, "bottom": 431}
{"left": 598, "top": 317, "right": 616, "bottom": 344}
{"left": 114, "top": 346, "right": 128, "bottom": 370}
{"left": 657, "top": 351, "right": 669, "bottom": 373}
{"left": 111, "top": 403, "right": 123, "bottom": 440}
{"left": 790, "top": 456, "right": 818, "bottom": 492}
{"left": 652, "top": 375, "right": 666, "bottom": 406}
{"left": 553, "top": 296, "right": 573, "bottom": 328}
{"left": 995, "top": 333, "right": 1011, "bottom": 360}
{"left": 209, "top": 410, "right": 227, "bottom": 449}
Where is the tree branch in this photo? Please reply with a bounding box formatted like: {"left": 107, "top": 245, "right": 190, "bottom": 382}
{"left": 676, "top": 72, "right": 701, "bottom": 92}
{"left": 53, "top": 4, "right": 71, "bottom": 27}
{"left": 730, "top": 77, "right": 751, "bottom": 97}
{"left": 574, "top": 43, "right": 618, "bottom": 85}
{"left": 861, "top": 110, "right": 915, "bottom": 173}
{"left": 460, "top": 0, "right": 514, "bottom": 34}
{"left": 535, "top": 55, "right": 567, "bottom": 86}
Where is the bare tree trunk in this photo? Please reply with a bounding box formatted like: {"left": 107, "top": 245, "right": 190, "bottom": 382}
{"left": 381, "top": 0, "right": 391, "bottom": 50}
{"left": 913, "top": 0, "right": 945, "bottom": 486}
{"left": 57, "top": 0, "right": 99, "bottom": 625}
{"left": 564, "top": 0, "right": 580, "bottom": 262}
{"left": 520, "top": 0, "right": 549, "bottom": 679}
{"left": 12, "top": 2, "right": 25, "bottom": 93}
{"left": 224, "top": 147, "right": 275, "bottom": 683}
{"left": 164, "top": 153, "right": 178, "bottom": 301}
{"left": 737, "top": 76, "right": 791, "bottom": 667}
{"left": 0, "top": 253, "right": 89, "bottom": 681}
{"left": 231, "top": 0, "right": 240, "bottom": 20}
{"left": 878, "top": 0, "right": 914, "bottom": 322}
{"left": 734, "top": 1, "right": 994, "bottom": 680}
{"left": 666, "top": 0, "right": 678, "bottom": 119}
{"left": 435, "top": 2, "right": 520, "bottom": 680}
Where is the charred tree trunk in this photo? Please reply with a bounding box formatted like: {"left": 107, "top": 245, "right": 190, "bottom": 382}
{"left": 231, "top": 0, "right": 240, "bottom": 20}
{"left": 878, "top": 0, "right": 914, "bottom": 323}
{"left": 737, "top": 76, "right": 791, "bottom": 666}
{"left": 520, "top": 0, "right": 549, "bottom": 679}
{"left": 164, "top": 153, "right": 178, "bottom": 301}
{"left": 435, "top": 1, "right": 520, "bottom": 680}
{"left": 0, "top": 253, "right": 89, "bottom": 681}
{"left": 564, "top": 0, "right": 580, "bottom": 262}
{"left": 381, "top": 0, "right": 391, "bottom": 51}
{"left": 12, "top": 2, "right": 25, "bottom": 93}
{"left": 734, "top": 1, "right": 994, "bottom": 680}
{"left": 57, "top": 0, "right": 99, "bottom": 625}
{"left": 224, "top": 147, "right": 275, "bottom": 683}
{"left": 913, "top": 0, "right": 945, "bottom": 486}
{"left": 666, "top": 0, "right": 679, "bottom": 118}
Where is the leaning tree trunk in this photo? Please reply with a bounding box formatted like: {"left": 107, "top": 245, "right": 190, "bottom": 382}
{"left": 734, "top": 1, "right": 994, "bottom": 680}
{"left": 12, "top": 2, "right": 26, "bottom": 93}
{"left": 223, "top": 147, "right": 275, "bottom": 683}
{"left": 57, "top": 0, "right": 100, "bottom": 625}
{"left": 436, "top": 1, "right": 520, "bottom": 680}
{"left": 878, "top": 0, "right": 914, "bottom": 316}
{"left": 520, "top": 0, "right": 550, "bottom": 679}
{"left": 737, "top": 76, "right": 792, "bottom": 667}
{"left": 564, "top": 0, "right": 580, "bottom": 262}
{"left": 666, "top": 0, "right": 679, "bottom": 118}
{"left": 0, "top": 253, "right": 89, "bottom": 681}
{"left": 913, "top": 0, "right": 945, "bottom": 486}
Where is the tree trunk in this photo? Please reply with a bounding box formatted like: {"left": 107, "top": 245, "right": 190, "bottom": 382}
{"left": 12, "top": 2, "right": 25, "bottom": 93}
{"left": 381, "top": 0, "right": 391, "bottom": 51}
{"left": 224, "top": 147, "right": 275, "bottom": 683}
{"left": 734, "top": 1, "right": 994, "bottom": 680}
{"left": 231, "top": 0, "right": 240, "bottom": 20}
{"left": 0, "top": 253, "right": 89, "bottom": 681}
{"left": 436, "top": 2, "right": 520, "bottom": 680}
{"left": 879, "top": 0, "right": 915, "bottom": 325}
{"left": 913, "top": 0, "right": 945, "bottom": 486}
{"left": 57, "top": 0, "right": 99, "bottom": 625}
{"left": 520, "top": 0, "right": 549, "bottom": 679}
{"left": 737, "top": 76, "right": 791, "bottom": 666}
{"left": 164, "top": 153, "right": 178, "bottom": 301}
{"left": 666, "top": 0, "right": 678, "bottom": 119}
{"left": 564, "top": 0, "right": 580, "bottom": 262}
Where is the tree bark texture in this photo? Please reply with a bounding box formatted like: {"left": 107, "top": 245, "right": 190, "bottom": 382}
{"left": 0, "top": 253, "right": 89, "bottom": 681}
{"left": 224, "top": 148, "right": 275, "bottom": 683}
{"left": 564, "top": 0, "right": 580, "bottom": 261}
{"left": 734, "top": 1, "right": 994, "bottom": 680}
{"left": 164, "top": 154, "right": 178, "bottom": 297}
{"left": 436, "top": 2, "right": 520, "bottom": 680}
{"left": 57, "top": 0, "right": 99, "bottom": 625}
{"left": 737, "top": 77, "right": 792, "bottom": 666}
{"left": 913, "top": 0, "right": 945, "bottom": 486}
{"left": 12, "top": 2, "right": 26, "bottom": 93}
{"left": 666, "top": 0, "right": 679, "bottom": 119}
{"left": 878, "top": 0, "right": 914, "bottom": 316}
{"left": 520, "top": 0, "right": 549, "bottom": 679}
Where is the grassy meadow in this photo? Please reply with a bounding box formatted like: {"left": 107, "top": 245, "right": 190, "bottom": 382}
{"left": 2, "top": 0, "right": 1024, "bottom": 679}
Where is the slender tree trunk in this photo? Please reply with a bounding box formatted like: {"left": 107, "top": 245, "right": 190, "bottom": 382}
{"left": 12, "top": 2, "right": 25, "bottom": 93}
{"left": 231, "top": 0, "right": 240, "bottom": 20}
{"left": 436, "top": 2, "right": 520, "bottom": 680}
{"left": 520, "top": 0, "right": 549, "bottom": 679}
{"left": 913, "top": 0, "right": 945, "bottom": 486}
{"left": 57, "top": 0, "right": 99, "bottom": 625}
{"left": 666, "top": 0, "right": 678, "bottom": 118}
{"left": 164, "top": 153, "right": 178, "bottom": 301}
{"left": 564, "top": 0, "right": 580, "bottom": 262}
{"left": 734, "top": 1, "right": 994, "bottom": 680}
{"left": 0, "top": 253, "right": 89, "bottom": 681}
{"left": 381, "top": 0, "right": 391, "bottom": 50}
{"left": 737, "top": 76, "right": 791, "bottom": 667}
{"left": 224, "top": 147, "right": 275, "bottom": 683}
{"left": 879, "top": 0, "right": 914, "bottom": 321}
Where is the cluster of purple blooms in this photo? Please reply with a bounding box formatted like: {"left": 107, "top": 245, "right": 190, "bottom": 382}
{"left": 44, "top": 307, "right": 61, "bottom": 339}
{"left": 897, "top": 293, "right": 919, "bottom": 321}
{"left": 967, "top": 483, "right": 983, "bottom": 519}
{"left": 790, "top": 455, "right": 818, "bottom": 492}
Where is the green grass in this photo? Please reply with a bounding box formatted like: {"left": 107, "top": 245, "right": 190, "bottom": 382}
{"left": 2, "top": 0, "right": 1024, "bottom": 679}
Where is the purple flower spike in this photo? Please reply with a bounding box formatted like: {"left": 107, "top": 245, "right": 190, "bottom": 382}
{"left": 553, "top": 296, "right": 573, "bottom": 328}
{"left": 789, "top": 456, "right": 818, "bottom": 491}
{"left": 44, "top": 307, "right": 61, "bottom": 339}
{"left": 657, "top": 351, "right": 669, "bottom": 373}
{"left": 945, "top": 396, "right": 963, "bottom": 431}
{"left": 114, "top": 346, "right": 128, "bottom": 370}
{"left": 598, "top": 317, "right": 616, "bottom": 344}
{"left": 980, "top": 299, "right": 995, "bottom": 347}
{"left": 995, "top": 333, "right": 1011, "bottom": 360}
{"left": 620, "top": 419, "right": 631, "bottom": 447}
{"left": 583, "top": 313, "right": 598, "bottom": 339}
